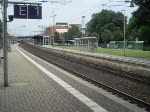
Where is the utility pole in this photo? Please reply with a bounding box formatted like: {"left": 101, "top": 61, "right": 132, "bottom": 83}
{"left": 3, "top": 0, "right": 8, "bottom": 86}
{"left": 50, "top": 9, "right": 56, "bottom": 46}
{"left": 1, "top": 0, "right": 41, "bottom": 87}
{"left": 38, "top": 25, "right": 44, "bottom": 45}
{"left": 42, "top": 26, "right": 44, "bottom": 45}
{"left": 80, "top": 16, "right": 85, "bottom": 51}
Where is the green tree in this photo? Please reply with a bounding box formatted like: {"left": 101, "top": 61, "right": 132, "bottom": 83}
{"left": 67, "top": 26, "right": 82, "bottom": 40}
{"left": 90, "top": 32, "right": 99, "bottom": 37}
{"left": 127, "top": 17, "right": 139, "bottom": 40}
{"left": 54, "top": 32, "right": 60, "bottom": 42}
{"left": 63, "top": 32, "right": 68, "bottom": 41}
{"left": 127, "top": 0, "right": 150, "bottom": 42}
{"left": 132, "top": 0, "right": 150, "bottom": 27}
{"left": 113, "top": 29, "right": 122, "bottom": 41}
{"left": 138, "top": 26, "right": 150, "bottom": 42}
{"left": 87, "top": 10, "right": 125, "bottom": 43}
{"left": 101, "top": 29, "right": 113, "bottom": 43}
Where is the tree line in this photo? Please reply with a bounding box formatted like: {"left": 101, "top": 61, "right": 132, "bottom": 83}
{"left": 54, "top": 0, "right": 150, "bottom": 46}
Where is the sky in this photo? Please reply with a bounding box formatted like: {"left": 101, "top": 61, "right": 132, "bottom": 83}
{"left": 1, "top": 0, "right": 138, "bottom": 36}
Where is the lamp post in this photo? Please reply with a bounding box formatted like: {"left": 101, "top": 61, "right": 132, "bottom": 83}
{"left": 38, "top": 25, "right": 44, "bottom": 45}
{"left": 50, "top": 10, "right": 56, "bottom": 46}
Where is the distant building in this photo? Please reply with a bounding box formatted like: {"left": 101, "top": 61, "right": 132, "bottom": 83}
{"left": 50, "top": 22, "right": 70, "bottom": 37}
{"left": 49, "top": 23, "right": 85, "bottom": 38}
{"left": 69, "top": 24, "right": 82, "bottom": 30}
{"left": 44, "top": 27, "right": 51, "bottom": 36}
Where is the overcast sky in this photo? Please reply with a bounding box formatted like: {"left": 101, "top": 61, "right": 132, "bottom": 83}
{"left": 1, "top": 0, "right": 138, "bottom": 36}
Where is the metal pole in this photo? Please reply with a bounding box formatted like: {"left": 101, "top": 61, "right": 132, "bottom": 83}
{"left": 123, "top": 10, "right": 126, "bottom": 56}
{"left": 52, "top": 10, "right": 55, "bottom": 46}
{"left": 3, "top": 0, "right": 8, "bottom": 86}
{"left": 42, "top": 26, "right": 44, "bottom": 45}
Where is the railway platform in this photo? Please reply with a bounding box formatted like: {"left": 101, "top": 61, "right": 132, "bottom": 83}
{"left": 42, "top": 45, "right": 150, "bottom": 78}
{"left": 0, "top": 45, "right": 147, "bottom": 112}
{"left": 42, "top": 45, "right": 150, "bottom": 67}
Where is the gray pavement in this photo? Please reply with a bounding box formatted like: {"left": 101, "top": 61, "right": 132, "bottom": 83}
{"left": 0, "top": 45, "right": 147, "bottom": 112}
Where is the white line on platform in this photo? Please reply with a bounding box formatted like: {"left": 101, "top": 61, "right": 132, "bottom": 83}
{"left": 16, "top": 46, "right": 108, "bottom": 112}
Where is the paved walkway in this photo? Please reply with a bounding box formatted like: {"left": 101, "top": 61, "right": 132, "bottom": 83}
{"left": 0, "top": 46, "right": 93, "bottom": 112}
{"left": 0, "top": 45, "right": 147, "bottom": 112}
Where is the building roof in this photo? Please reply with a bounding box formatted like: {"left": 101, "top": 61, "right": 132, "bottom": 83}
{"left": 32, "top": 35, "right": 43, "bottom": 39}
{"left": 55, "top": 22, "right": 68, "bottom": 26}
{"left": 82, "top": 37, "right": 97, "bottom": 39}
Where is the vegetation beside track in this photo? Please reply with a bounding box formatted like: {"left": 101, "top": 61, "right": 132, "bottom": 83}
{"left": 57, "top": 46, "right": 150, "bottom": 59}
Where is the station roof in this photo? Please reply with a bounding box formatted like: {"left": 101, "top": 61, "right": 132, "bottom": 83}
{"left": 32, "top": 35, "right": 43, "bottom": 39}
{"left": 74, "top": 37, "right": 97, "bottom": 40}
{"left": 82, "top": 37, "right": 97, "bottom": 39}
{"left": 17, "top": 36, "right": 32, "bottom": 39}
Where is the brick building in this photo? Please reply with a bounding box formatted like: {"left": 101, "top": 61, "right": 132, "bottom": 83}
{"left": 50, "top": 22, "right": 70, "bottom": 37}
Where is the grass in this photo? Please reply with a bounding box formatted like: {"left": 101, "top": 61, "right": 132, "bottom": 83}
{"left": 57, "top": 46, "right": 150, "bottom": 59}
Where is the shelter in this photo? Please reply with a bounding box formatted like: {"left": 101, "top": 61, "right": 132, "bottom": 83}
{"left": 75, "top": 37, "right": 98, "bottom": 52}
{"left": 32, "top": 35, "right": 51, "bottom": 46}
{"left": 43, "top": 36, "right": 50, "bottom": 45}
{"left": 32, "top": 35, "right": 43, "bottom": 45}
{"left": 74, "top": 38, "right": 80, "bottom": 46}
{"left": 82, "top": 37, "right": 98, "bottom": 52}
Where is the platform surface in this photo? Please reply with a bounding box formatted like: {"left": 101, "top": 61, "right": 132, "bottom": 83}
{"left": 0, "top": 45, "right": 147, "bottom": 112}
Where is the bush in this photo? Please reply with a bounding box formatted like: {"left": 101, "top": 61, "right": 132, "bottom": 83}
{"left": 143, "top": 46, "right": 150, "bottom": 51}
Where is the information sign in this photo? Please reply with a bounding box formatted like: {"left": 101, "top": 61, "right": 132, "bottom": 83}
{"left": 28, "top": 6, "right": 42, "bottom": 19}
{"left": 14, "top": 5, "right": 27, "bottom": 19}
{"left": 14, "top": 5, "right": 42, "bottom": 19}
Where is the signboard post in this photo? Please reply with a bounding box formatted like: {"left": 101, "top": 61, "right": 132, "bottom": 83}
{"left": 2, "top": 1, "right": 42, "bottom": 87}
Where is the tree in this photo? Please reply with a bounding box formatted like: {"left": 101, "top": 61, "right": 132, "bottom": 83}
{"left": 113, "top": 29, "right": 122, "bottom": 41}
{"left": 63, "top": 32, "right": 68, "bottom": 41}
{"left": 132, "top": 0, "right": 150, "bottom": 27}
{"left": 101, "top": 29, "right": 113, "bottom": 43}
{"left": 90, "top": 32, "right": 99, "bottom": 37}
{"left": 127, "top": 0, "right": 150, "bottom": 42}
{"left": 138, "top": 26, "right": 150, "bottom": 42}
{"left": 127, "top": 17, "right": 139, "bottom": 40}
{"left": 67, "top": 26, "right": 82, "bottom": 40}
{"left": 87, "top": 10, "right": 125, "bottom": 43}
{"left": 54, "top": 32, "right": 60, "bottom": 42}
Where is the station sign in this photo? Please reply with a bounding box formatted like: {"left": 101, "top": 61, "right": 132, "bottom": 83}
{"left": 14, "top": 5, "right": 42, "bottom": 19}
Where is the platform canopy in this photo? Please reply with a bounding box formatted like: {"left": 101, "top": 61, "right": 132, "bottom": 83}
{"left": 74, "top": 37, "right": 98, "bottom": 52}
{"left": 81, "top": 37, "right": 97, "bottom": 40}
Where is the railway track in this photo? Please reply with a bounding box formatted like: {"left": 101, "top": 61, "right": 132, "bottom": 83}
{"left": 36, "top": 45, "right": 150, "bottom": 85}
{"left": 20, "top": 43, "right": 150, "bottom": 111}
{"left": 42, "top": 46, "right": 150, "bottom": 84}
